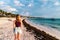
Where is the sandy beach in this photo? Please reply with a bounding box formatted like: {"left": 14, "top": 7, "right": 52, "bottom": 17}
{"left": 0, "top": 18, "right": 35, "bottom": 40}
{"left": 0, "top": 17, "right": 60, "bottom": 40}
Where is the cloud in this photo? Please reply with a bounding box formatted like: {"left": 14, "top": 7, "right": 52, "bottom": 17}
{"left": 27, "top": 0, "right": 34, "bottom": 7}
{"left": 42, "top": 0, "right": 48, "bottom": 4}
{"left": 39, "top": 0, "right": 48, "bottom": 7}
{"left": 43, "top": 0, "right": 48, "bottom": 2}
{"left": 25, "top": 12, "right": 30, "bottom": 16}
{"left": 0, "top": 1, "right": 5, "bottom": 5}
{"left": 1, "top": 5, "right": 18, "bottom": 12}
{"left": 54, "top": 1, "right": 60, "bottom": 6}
{"left": 28, "top": 3, "right": 32, "bottom": 7}
{"left": 21, "top": 11, "right": 30, "bottom": 16}
{"left": 0, "top": 1, "right": 17, "bottom": 12}
{"left": 6, "top": 6, "right": 17, "bottom": 12}
{"left": 14, "top": 0, "right": 25, "bottom": 6}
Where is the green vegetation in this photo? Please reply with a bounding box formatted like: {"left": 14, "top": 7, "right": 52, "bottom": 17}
{"left": 0, "top": 9, "right": 16, "bottom": 17}
{"left": 0, "top": 9, "right": 43, "bottom": 18}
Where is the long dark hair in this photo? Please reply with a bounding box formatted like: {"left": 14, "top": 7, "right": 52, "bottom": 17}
{"left": 16, "top": 14, "right": 20, "bottom": 20}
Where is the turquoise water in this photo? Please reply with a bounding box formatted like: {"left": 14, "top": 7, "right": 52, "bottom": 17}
{"left": 28, "top": 18, "right": 60, "bottom": 31}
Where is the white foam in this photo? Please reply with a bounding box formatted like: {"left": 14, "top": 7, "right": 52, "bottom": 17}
{"left": 25, "top": 20, "right": 60, "bottom": 40}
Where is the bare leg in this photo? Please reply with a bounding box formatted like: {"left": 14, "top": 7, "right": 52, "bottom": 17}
{"left": 14, "top": 34, "right": 17, "bottom": 40}
{"left": 17, "top": 33, "right": 20, "bottom": 40}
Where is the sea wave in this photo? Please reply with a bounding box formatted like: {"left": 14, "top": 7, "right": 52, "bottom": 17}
{"left": 28, "top": 18, "right": 60, "bottom": 31}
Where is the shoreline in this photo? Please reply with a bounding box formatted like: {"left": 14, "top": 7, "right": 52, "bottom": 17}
{"left": 22, "top": 19, "right": 59, "bottom": 40}
{"left": 26, "top": 19, "right": 60, "bottom": 39}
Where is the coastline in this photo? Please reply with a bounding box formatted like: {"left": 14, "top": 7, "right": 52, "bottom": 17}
{"left": 0, "top": 17, "right": 60, "bottom": 40}
{"left": 22, "top": 19, "right": 59, "bottom": 40}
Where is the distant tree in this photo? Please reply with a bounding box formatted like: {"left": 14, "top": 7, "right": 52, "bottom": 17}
{"left": 0, "top": 9, "right": 17, "bottom": 17}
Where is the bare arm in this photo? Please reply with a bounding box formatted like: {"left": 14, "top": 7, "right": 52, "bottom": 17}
{"left": 21, "top": 19, "right": 23, "bottom": 27}
{"left": 20, "top": 18, "right": 23, "bottom": 28}
{"left": 13, "top": 20, "right": 16, "bottom": 28}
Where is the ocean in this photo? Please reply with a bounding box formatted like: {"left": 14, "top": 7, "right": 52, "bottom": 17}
{"left": 28, "top": 18, "right": 60, "bottom": 31}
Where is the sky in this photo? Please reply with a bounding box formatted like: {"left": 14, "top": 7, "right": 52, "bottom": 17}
{"left": 0, "top": 0, "right": 60, "bottom": 18}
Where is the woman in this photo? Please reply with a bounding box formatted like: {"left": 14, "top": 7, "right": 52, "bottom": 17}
{"left": 13, "top": 14, "right": 22, "bottom": 40}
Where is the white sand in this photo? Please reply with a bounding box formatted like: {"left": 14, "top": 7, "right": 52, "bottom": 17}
{"left": 0, "top": 18, "right": 35, "bottom": 40}
{"left": 25, "top": 20, "right": 60, "bottom": 40}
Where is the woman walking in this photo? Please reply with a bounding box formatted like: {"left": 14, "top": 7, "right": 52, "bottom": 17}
{"left": 13, "top": 14, "right": 22, "bottom": 40}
